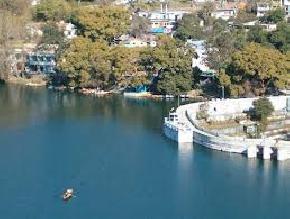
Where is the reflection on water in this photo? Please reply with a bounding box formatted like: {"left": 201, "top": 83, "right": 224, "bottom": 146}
{"left": 0, "top": 85, "right": 177, "bottom": 132}
{"left": 1, "top": 85, "right": 290, "bottom": 218}
{"left": 177, "top": 142, "right": 194, "bottom": 171}
{"left": 176, "top": 143, "right": 194, "bottom": 207}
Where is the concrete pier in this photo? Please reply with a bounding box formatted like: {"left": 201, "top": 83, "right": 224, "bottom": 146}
{"left": 247, "top": 146, "right": 257, "bottom": 158}
{"left": 277, "top": 148, "right": 287, "bottom": 161}
{"left": 263, "top": 147, "right": 271, "bottom": 160}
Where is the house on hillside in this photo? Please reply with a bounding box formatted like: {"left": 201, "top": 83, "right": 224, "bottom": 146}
{"left": 283, "top": 0, "right": 290, "bottom": 17}
{"left": 256, "top": 3, "right": 271, "bottom": 17}
{"left": 212, "top": 8, "right": 238, "bottom": 20}
{"left": 187, "top": 40, "right": 215, "bottom": 85}
{"left": 235, "top": 20, "right": 277, "bottom": 31}
{"left": 256, "top": 0, "right": 290, "bottom": 18}
{"left": 58, "top": 21, "right": 77, "bottom": 40}
{"left": 138, "top": 3, "right": 187, "bottom": 34}
{"left": 24, "top": 52, "right": 56, "bottom": 75}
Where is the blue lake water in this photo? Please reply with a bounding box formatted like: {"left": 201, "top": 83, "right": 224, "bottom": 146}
{"left": 0, "top": 85, "right": 290, "bottom": 219}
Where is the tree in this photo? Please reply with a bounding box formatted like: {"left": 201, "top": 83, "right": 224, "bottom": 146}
{"left": 130, "top": 14, "right": 150, "bottom": 38}
{"left": 72, "top": 5, "right": 130, "bottom": 43}
{"left": 58, "top": 37, "right": 111, "bottom": 87}
{"left": 268, "top": 22, "right": 290, "bottom": 53}
{"left": 247, "top": 25, "right": 271, "bottom": 47}
{"left": 58, "top": 37, "right": 149, "bottom": 88}
{"left": 0, "top": 0, "right": 30, "bottom": 81}
{"left": 205, "top": 21, "right": 246, "bottom": 72}
{"left": 234, "top": 9, "right": 257, "bottom": 24}
{"left": 174, "top": 13, "right": 204, "bottom": 41}
{"left": 259, "top": 7, "right": 285, "bottom": 24}
{"left": 140, "top": 36, "right": 195, "bottom": 95}
{"left": 111, "top": 46, "right": 149, "bottom": 88}
{"left": 252, "top": 97, "right": 274, "bottom": 131}
{"left": 157, "top": 69, "right": 193, "bottom": 95}
{"left": 0, "top": 0, "right": 30, "bottom": 15}
{"left": 41, "top": 23, "right": 65, "bottom": 44}
{"left": 229, "top": 43, "right": 289, "bottom": 95}
{"left": 33, "top": 0, "right": 72, "bottom": 22}
{"left": 198, "top": 1, "right": 215, "bottom": 24}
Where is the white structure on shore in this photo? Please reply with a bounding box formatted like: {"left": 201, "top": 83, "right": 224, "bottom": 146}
{"left": 164, "top": 96, "right": 290, "bottom": 161}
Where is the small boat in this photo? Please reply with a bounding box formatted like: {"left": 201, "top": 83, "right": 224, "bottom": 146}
{"left": 62, "top": 188, "right": 74, "bottom": 201}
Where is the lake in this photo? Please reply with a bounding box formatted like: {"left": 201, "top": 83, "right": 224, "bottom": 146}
{"left": 0, "top": 85, "right": 290, "bottom": 219}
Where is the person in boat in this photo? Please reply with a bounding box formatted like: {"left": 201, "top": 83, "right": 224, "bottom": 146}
{"left": 62, "top": 188, "right": 74, "bottom": 201}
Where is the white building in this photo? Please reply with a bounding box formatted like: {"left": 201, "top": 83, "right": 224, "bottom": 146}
{"left": 211, "top": 8, "right": 237, "bottom": 21}
{"left": 240, "top": 21, "right": 277, "bottom": 32}
{"left": 256, "top": 0, "right": 290, "bottom": 18}
{"left": 283, "top": 0, "right": 290, "bottom": 17}
{"left": 256, "top": 3, "right": 271, "bottom": 17}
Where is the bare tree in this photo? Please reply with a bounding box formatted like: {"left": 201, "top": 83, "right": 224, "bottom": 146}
{"left": 0, "top": 0, "right": 31, "bottom": 81}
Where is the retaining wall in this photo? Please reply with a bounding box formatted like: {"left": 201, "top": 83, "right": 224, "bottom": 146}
{"left": 164, "top": 96, "right": 290, "bottom": 158}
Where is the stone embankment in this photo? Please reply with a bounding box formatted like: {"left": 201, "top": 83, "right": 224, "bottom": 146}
{"left": 164, "top": 96, "right": 290, "bottom": 161}
{"left": 7, "top": 76, "right": 47, "bottom": 87}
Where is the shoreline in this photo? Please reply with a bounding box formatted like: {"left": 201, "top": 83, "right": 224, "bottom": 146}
{"left": 6, "top": 76, "right": 47, "bottom": 87}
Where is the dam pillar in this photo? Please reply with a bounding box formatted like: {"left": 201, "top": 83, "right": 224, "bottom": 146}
{"left": 277, "top": 148, "right": 287, "bottom": 161}
{"left": 263, "top": 147, "right": 271, "bottom": 160}
{"left": 247, "top": 146, "right": 257, "bottom": 158}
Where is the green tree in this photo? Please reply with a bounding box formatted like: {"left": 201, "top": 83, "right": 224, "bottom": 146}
{"left": 73, "top": 5, "right": 130, "bottom": 43}
{"left": 58, "top": 37, "right": 149, "bottom": 88}
{"left": 230, "top": 43, "right": 289, "bottom": 95}
{"left": 140, "top": 36, "right": 195, "bottom": 95}
{"left": 41, "top": 23, "right": 65, "bottom": 44}
{"left": 247, "top": 25, "right": 271, "bottom": 46}
{"left": 33, "top": 0, "right": 72, "bottom": 22}
{"left": 174, "top": 13, "right": 204, "bottom": 41}
{"left": 58, "top": 37, "right": 111, "bottom": 87}
{"left": 252, "top": 97, "right": 274, "bottom": 131}
{"left": 206, "top": 22, "right": 246, "bottom": 72}
{"left": 268, "top": 22, "right": 290, "bottom": 53}
{"left": 259, "top": 7, "right": 285, "bottom": 24}
{"left": 111, "top": 46, "right": 149, "bottom": 88}
{"left": 157, "top": 69, "right": 193, "bottom": 95}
